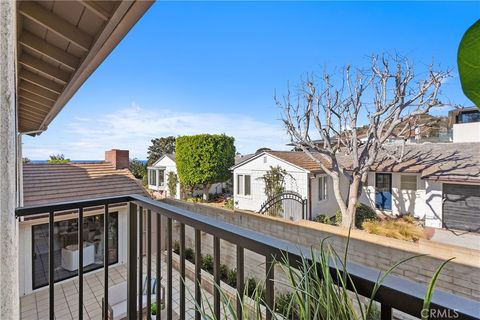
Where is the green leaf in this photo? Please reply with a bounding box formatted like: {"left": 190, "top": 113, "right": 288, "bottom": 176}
{"left": 458, "top": 19, "right": 480, "bottom": 108}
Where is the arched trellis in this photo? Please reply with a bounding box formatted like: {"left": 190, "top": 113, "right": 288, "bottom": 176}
{"left": 258, "top": 191, "right": 307, "bottom": 220}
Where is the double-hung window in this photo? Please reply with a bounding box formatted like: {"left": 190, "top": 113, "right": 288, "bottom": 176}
{"left": 318, "top": 176, "right": 328, "bottom": 201}
{"left": 237, "top": 174, "right": 251, "bottom": 196}
{"left": 149, "top": 169, "right": 157, "bottom": 186}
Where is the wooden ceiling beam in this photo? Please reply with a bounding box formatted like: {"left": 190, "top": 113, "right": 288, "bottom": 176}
{"left": 19, "top": 114, "right": 43, "bottom": 126}
{"left": 19, "top": 54, "right": 71, "bottom": 84}
{"left": 19, "top": 31, "right": 80, "bottom": 71}
{"left": 19, "top": 98, "right": 53, "bottom": 114}
{"left": 79, "top": 1, "right": 111, "bottom": 21}
{"left": 19, "top": 89, "right": 55, "bottom": 108}
{"left": 20, "top": 70, "right": 64, "bottom": 94}
{"left": 19, "top": 107, "right": 48, "bottom": 119}
{"left": 18, "top": 1, "right": 93, "bottom": 52}
{"left": 20, "top": 81, "right": 59, "bottom": 102}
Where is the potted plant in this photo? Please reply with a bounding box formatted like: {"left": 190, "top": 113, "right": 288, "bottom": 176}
{"left": 151, "top": 302, "right": 166, "bottom": 317}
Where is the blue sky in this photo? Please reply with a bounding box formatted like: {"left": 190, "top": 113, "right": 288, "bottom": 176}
{"left": 23, "top": 1, "right": 479, "bottom": 160}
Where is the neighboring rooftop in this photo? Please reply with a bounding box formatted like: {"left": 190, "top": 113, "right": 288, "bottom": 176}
{"left": 234, "top": 143, "right": 480, "bottom": 182}
{"left": 23, "top": 150, "right": 146, "bottom": 206}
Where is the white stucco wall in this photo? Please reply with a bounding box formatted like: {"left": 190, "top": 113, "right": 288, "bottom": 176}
{"left": 233, "top": 154, "right": 308, "bottom": 214}
{"left": 453, "top": 122, "right": 480, "bottom": 143}
{"left": 424, "top": 180, "right": 443, "bottom": 228}
{"left": 0, "top": 1, "right": 19, "bottom": 317}
{"left": 18, "top": 207, "right": 129, "bottom": 296}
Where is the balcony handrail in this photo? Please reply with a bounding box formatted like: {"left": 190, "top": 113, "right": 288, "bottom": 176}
{"left": 16, "top": 194, "right": 479, "bottom": 320}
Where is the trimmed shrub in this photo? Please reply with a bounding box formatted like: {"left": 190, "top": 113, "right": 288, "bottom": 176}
{"left": 313, "top": 214, "right": 336, "bottom": 225}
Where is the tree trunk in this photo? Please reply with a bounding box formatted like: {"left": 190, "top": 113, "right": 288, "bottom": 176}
{"left": 203, "top": 185, "right": 210, "bottom": 201}
{"left": 330, "top": 173, "right": 348, "bottom": 223}
{"left": 341, "top": 175, "right": 361, "bottom": 228}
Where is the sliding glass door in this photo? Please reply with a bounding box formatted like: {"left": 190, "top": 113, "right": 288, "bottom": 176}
{"left": 32, "top": 212, "right": 118, "bottom": 289}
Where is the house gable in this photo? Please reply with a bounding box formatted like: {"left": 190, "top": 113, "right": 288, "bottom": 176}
{"left": 151, "top": 154, "right": 176, "bottom": 168}
{"left": 232, "top": 152, "right": 310, "bottom": 173}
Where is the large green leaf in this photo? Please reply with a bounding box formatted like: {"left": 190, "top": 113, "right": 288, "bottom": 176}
{"left": 458, "top": 19, "right": 480, "bottom": 108}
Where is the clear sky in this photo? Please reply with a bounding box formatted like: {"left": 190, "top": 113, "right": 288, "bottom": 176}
{"left": 23, "top": 1, "right": 479, "bottom": 160}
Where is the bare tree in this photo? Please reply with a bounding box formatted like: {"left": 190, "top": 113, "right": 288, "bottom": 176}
{"left": 278, "top": 55, "right": 451, "bottom": 228}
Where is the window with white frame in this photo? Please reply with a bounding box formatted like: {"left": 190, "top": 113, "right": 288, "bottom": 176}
{"left": 318, "top": 176, "right": 328, "bottom": 201}
{"left": 237, "top": 174, "right": 251, "bottom": 196}
{"left": 149, "top": 169, "right": 156, "bottom": 186}
{"left": 400, "top": 175, "right": 417, "bottom": 191}
{"left": 159, "top": 170, "right": 165, "bottom": 186}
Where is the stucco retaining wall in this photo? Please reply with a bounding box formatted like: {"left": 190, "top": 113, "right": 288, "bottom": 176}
{"left": 162, "top": 199, "right": 480, "bottom": 301}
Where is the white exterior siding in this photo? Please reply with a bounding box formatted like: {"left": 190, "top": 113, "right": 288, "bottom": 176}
{"left": 233, "top": 154, "right": 308, "bottom": 212}
{"left": 310, "top": 174, "right": 349, "bottom": 218}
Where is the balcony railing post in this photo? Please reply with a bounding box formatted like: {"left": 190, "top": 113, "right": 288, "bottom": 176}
{"left": 194, "top": 229, "right": 202, "bottom": 320}
{"left": 48, "top": 211, "right": 54, "bottom": 320}
{"left": 236, "top": 246, "right": 244, "bottom": 318}
{"left": 138, "top": 206, "right": 143, "bottom": 319}
{"left": 167, "top": 218, "right": 173, "bottom": 320}
{"left": 146, "top": 209, "right": 152, "bottom": 320}
{"left": 155, "top": 213, "right": 162, "bottom": 320}
{"left": 78, "top": 207, "right": 84, "bottom": 320}
{"left": 103, "top": 204, "right": 109, "bottom": 320}
{"left": 213, "top": 236, "right": 221, "bottom": 319}
{"left": 179, "top": 223, "right": 186, "bottom": 320}
{"left": 127, "top": 202, "right": 138, "bottom": 319}
{"left": 381, "top": 304, "right": 393, "bottom": 320}
{"left": 265, "top": 256, "right": 274, "bottom": 320}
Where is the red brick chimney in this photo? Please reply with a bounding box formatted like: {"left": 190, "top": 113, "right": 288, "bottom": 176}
{"left": 105, "top": 149, "right": 129, "bottom": 170}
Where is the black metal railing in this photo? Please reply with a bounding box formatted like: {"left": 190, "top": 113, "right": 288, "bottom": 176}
{"left": 16, "top": 195, "right": 479, "bottom": 320}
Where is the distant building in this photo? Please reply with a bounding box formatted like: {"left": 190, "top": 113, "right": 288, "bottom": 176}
{"left": 449, "top": 107, "right": 480, "bottom": 143}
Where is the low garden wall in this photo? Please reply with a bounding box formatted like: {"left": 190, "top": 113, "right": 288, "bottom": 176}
{"left": 162, "top": 198, "right": 480, "bottom": 301}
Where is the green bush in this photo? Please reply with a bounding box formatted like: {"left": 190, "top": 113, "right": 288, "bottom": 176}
{"left": 335, "top": 203, "right": 378, "bottom": 229}
{"left": 173, "top": 241, "right": 180, "bottom": 254}
{"left": 223, "top": 198, "right": 235, "bottom": 210}
{"left": 186, "top": 196, "right": 203, "bottom": 203}
{"left": 201, "top": 254, "right": 214, "bottom": 273}
{"left": 219, "top": 264, "right": 229, "bottom": 282}
{"left": 226, "top": 268, "right": 237, "bottom": 288}
{"left": 313, "top": 214, "right": 336, "bottom": 225}
{"left": 185, "top": 247, "right": 195, "bottom": 263}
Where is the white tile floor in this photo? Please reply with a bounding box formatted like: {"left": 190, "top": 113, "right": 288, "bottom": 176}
{"left": 20, "top": 255, "right": 216, "bottom": 320}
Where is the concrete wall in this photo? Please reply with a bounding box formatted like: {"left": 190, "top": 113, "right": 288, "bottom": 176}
{"left": 18, "top": 207, "right": 129, "bottom": 296}
{"left": 453, "top": 122, "right": 480, "bottom": 143}
{"left": 233, "top": 154, "right": 308, "bottom": 213}
{"left": 0, "top": 1, "right": 19, "bottom": 317}
{"left": 162, "top": 199, "right": 480, "bottom": 301}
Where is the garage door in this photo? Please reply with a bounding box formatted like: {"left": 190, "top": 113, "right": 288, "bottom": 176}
{"left": 443, "top": 184, "right": 480, "bottom": 232}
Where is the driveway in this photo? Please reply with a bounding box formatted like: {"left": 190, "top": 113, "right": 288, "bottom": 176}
{"left": 431, "top": 228, "right": 480, "bottom": 251}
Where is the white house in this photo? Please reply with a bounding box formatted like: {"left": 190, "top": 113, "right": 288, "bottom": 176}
{"left": 232, "top": 143, "right": 480, "bottom": 232}
{"left": 147, "top": 154, "right": 224, "bottom": 199}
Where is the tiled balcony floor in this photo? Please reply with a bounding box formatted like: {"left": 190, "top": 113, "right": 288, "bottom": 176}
{"left": 20, "top": 255, "right": 215, "bottom": 320}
